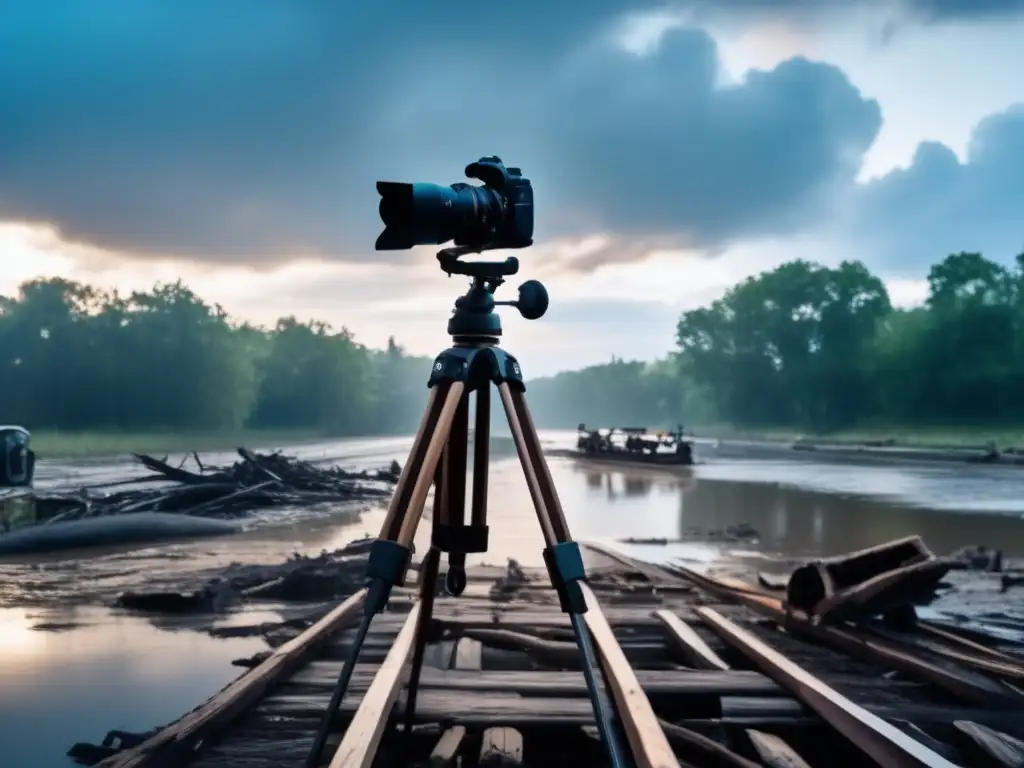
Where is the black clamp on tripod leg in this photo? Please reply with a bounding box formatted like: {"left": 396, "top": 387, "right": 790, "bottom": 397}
{"left": 544, "top": 542, "right": 629, "bottom": 768}
{"left": 305, "top": 537, "right": 412, "bottom": 767}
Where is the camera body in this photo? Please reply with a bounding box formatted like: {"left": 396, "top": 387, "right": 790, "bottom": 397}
{"left": 0, "top": 426, "right": 34, "bottom": 488}
{"left": 458, "top": 157, "right": 533, "bottom": 250}
{"left": 375, "top": 156, "right": 533, "bottom": 252}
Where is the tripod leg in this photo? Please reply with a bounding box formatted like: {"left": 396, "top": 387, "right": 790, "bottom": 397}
{"left": 304, "top": 380, "right": 465, "bottom": 768}
{"left": 442, "top": 393, "right": 470, "bottom": 595}
{"left": 497, "top": 382, "right": 629, "bottom": 768}
{"left": 400, "top": 451, "right": 449, "bottom": 734}
{"left": 377, "top": 385, "right": 445, "bottom": 542}
{"left": 401, "top": 544, "right": 441, "bottom": 733}
{"left": 470, "top": 385, "right": 490, "bottom": 530}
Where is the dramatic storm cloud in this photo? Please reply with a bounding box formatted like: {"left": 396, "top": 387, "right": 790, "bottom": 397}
{"left": 852, "top": 104, "right": 1024, "bottom": 274}
{"left": 0, "top": 0, "right": 1021, "bottom": 271}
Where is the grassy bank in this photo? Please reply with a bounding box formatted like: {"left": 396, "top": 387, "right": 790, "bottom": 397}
{"left": 28, "top": 429, "right": 340, "bottom": 460}
{"left": 694, "top": 424, "right": 1024, "bottom": 450}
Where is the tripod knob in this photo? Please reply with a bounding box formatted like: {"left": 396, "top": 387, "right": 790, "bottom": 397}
{"left": 515, "top": 279, "right": 549, "bottom": 320}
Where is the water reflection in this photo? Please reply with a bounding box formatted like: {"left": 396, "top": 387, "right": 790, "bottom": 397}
{"left": 546, "top": 458, "right": 1024, "bottom": 559}
{"left": 0, "top": 605, "right": 265, "bottom": 768}
{"left": 676, "top": 472, "right": 1024, "bottom": 558}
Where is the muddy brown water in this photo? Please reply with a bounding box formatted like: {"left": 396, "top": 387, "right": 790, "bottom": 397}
{"left": 2, "top": 431, "right": 1024, "bottom": 767}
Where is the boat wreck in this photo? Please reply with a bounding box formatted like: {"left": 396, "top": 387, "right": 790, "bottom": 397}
{"left": 72, "top": 537, "right": 1024, "bottom": 768}
{"left": 547, "top": 424, "right": 695, "bottom": 468}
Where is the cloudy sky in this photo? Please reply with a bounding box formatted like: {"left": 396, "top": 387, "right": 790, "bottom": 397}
{"left": 1, "top": 1, "right": 1022, "bottom": 376}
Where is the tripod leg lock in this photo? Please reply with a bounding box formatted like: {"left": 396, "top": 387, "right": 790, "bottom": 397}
{"left": 543, "top": 542, "right": 589, "bottom": 615}
{"left": 364, "top": 539, "right": 413, "bottom": 615}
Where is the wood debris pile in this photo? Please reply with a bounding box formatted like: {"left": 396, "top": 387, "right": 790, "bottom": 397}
{"left": 38, "top": 448, "right": 401, "bottom": 524}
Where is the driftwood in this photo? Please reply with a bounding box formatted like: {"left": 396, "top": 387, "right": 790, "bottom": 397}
{"left": 115, "top": 537, "right": 377, "bottom": 615}
{"left": 37, "top": 448, "right": 400, "bottom": 524}
{"left": 786, "top": 536, "right": 947, "bottom": 621}
{"left": 786, "top": 536, "right": 932, "bottom": 608}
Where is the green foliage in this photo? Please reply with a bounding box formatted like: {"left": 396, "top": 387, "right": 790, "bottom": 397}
{"left": 5, "top": 251, "right": 1024, "bottom": 441}
{"left": 529, "top": 252, "right": 1024, "bottom": 435}
{"left": 0, "top": 278, "right": 433, "bottom": 435}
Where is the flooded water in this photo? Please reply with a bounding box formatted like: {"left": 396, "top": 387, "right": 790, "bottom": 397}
{"left": 3, "top": 431, "right": 1024, "bottom": 766}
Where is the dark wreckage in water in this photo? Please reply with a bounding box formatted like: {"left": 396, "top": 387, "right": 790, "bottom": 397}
{"left": 559, "top": 424, "right": 696, "bottom": 467}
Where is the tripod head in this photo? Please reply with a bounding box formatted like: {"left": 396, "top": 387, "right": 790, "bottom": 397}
{"left": 438, "top": 244, "right": 549, "bottom": 341}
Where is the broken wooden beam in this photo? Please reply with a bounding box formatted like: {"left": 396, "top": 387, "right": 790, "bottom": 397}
{"left": 669, "top": 563, "right": 1021, "bottom": 706}
{"left": 786, "top": 536, "right": 930, "bottom": 607}
{"left": 479, "top": 727, "right": 524, "bottom": 767}
{"left": 97, "top": 588, "right": 369, "bottom": 768}
{"left": 654, "top": 609, "right": 730, "bottom": 671}
{"left": 428, "top": 726, "right": 466, "bottom": 767}
{"left": 813, "top": 558, "right": 952, "bottom": 624}
{"left": 785, "top": 536, "right": 945, "bottom": 621}
{"left": 697, "top": 606, "right": 961, "bottom": 768}
{"left": 746, "top": 729, "right": 812, "bottom": 768}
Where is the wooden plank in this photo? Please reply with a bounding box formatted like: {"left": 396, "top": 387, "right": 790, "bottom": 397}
{"left": 656, "top": 608, "right": 808, "bottom": 766}
{"left": 868, "top": 624, "right": 1024, "bottom": 685}
{"left": 428, "top": 725, "right": 467, "bottom": 767}
{"left": 436, "top": 611, "right": 670, "bottom": 629}
{"left": 918, "top": 622, "right": 1022, "bottom": 664}
{"left": 97, "top": 588, "right": 368, "bottom": 768}
{"left": 258, "top": 688, "right": 1024, "bottom": 731}
{"left": 746, "top": 730, "right": 812, "bottom": 768}
{"left": 289, "top": 662, "right": 788, "bottom": 697}
{"left": 953, "top": 720, "right": 1024, "bottom": 767}
{"left": 579, "top": 581, "right": 680, "bottom": 768}
{"left": 479, "top": 727, "right": 524, "bottom": 766}
{"left": 670, "top": 563, "right": 1020, "bottom": 706}
{"left": 697, "top": 606, "right": 962, "bottom": 768}
{"left": 328, "top": 600, "right": 422, "bottom": 768}
{"left": 581, "top": 541, "right": 684, "bottom": 585}
{"left": 654, "top": 609, "right": 730, "bottom": 671}
{"left": 452, "top": 637, "right": 483, "bottom": 671}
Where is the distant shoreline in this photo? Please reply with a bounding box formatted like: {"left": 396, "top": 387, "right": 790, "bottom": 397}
{"left": 25, "top": 424, "right": 1024, "bottom": 462}
{"left": 690, "top": 425, "right": 1024, "bottom": 453}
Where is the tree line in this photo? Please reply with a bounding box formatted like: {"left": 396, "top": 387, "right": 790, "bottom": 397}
{"left": 4, "top": 251, "right": 1022, "bottom": 437}
{"left": 0, "top": 279, "right": 434, "bottom": 435}
{"left": 527, "top": 252, "right": 1024, "bottom": 433}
